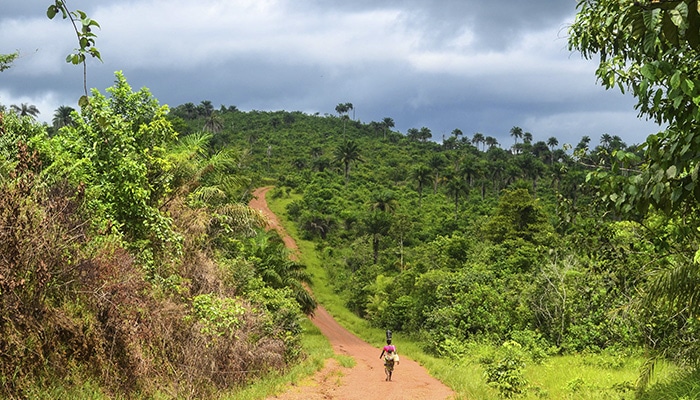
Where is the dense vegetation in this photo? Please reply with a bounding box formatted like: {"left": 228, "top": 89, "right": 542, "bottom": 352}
{"left": 167, "top": 97, "right": 697, "bottom": 396}
{"left": 3, "top": 85, "right": 698, "bottom": 397}
{"left": 0, "top": 74, "right": 313, "bottom": 398}
{"left": 3, "top": 0, "right": 700, "bottom": 398}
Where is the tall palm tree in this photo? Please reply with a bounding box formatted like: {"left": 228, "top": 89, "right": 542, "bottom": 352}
{"left": 369, "top": 121, "right": 383, "bottom": 137}
{"left": 382, "top": 117, "right": 395, "bottom": 140}
{"left": 610, "top": 135, "right": 625, "bottom": 151}
{"left": 52, "top": 105, "right": 75, "bottom": 129}
{"left": 203, "top": 112, "right": 223, "bottom": 133}
{"left": 490, "top": 159, "right": 507, "bottom": 193}
{"left": 516, "top": 153, "right": 546, "bottom": 197}
{"left": 412, "top": 164, "right": 432, "bottom": 206}
{"left": 444, "top": 170, "right": 470, "bottom": 218}
{"left": 510, "top": 126, "right": 523, "bottom": 146}
{"left": 472, "top": 132, "right": 485, "bottom": 151}
{"left": 547, "top": 136, "right": 559, "bottom": 165}
{"left": 523, "top": 131, "right": 533, "bottom": 144}
{"left": 485, "top": 136, "right": 499, "bottom": 149}
{"left": 198, "top": 100, "right": 214, "bottom": 117}
{"left": 458, "top": 154, "right": 478, "bottom": 187}
{"left": 419, "top": 127, "right": 432, "bottom": 142}
{"left": 335, "top": 103, "right": 349, "bottom": 116}
{"left": 363, "top": 210, "right": 392, "bottom": 264}
{"left": 181, "top": 102, "right": 198, "bottom": 119}
{"left": 334, "top": 140, "right": 362, "bottom": 183}
{"left": 11, "top": 103, "right": 40, "bottom": 119}
{"left": 428, "top": 153, "right": 446, "bottom": 194}
{"left": 335, "top": 102, "right": 353, "bottom": 137}
{"left": 407, "top": 128, "right": 420, "bottom": 141}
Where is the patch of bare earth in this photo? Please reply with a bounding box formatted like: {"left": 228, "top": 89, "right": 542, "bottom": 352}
{"left": 250, "top": 187, "right": 456, "bottom": 400}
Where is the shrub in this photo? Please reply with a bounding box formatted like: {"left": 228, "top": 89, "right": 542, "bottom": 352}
{"left": 483, "top": 341, "right": 528, "bottom": 398}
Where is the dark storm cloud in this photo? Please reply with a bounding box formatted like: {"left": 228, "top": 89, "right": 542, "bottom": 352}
{"left": 0, "top": 0, "right": 661, "bottom": 148}
{"left": 303, "top": 0, "right": 575, "bottom": 49}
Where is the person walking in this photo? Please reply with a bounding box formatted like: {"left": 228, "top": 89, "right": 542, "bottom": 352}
{"left": 379, "top": 337, "right": 400, "bottom": 381}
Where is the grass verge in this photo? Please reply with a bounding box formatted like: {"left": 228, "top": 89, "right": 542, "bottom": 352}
{"left": 221, "top": 318, "right": 333, "bottom": 400}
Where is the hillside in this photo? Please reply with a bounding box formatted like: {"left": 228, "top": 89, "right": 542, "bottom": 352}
{"left": 1, "top": 81, "right": 698, "bottom": 398}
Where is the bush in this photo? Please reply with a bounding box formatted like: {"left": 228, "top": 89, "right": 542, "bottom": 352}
{"left": 483, "top": 341, "right": 528, "bottom": 398}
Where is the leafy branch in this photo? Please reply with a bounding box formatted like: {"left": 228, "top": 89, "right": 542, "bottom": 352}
{"left": 46, "top": 0, "right": 102, "bottom": 105}
{"left": 0, "top": 52, "right": 19, "bottom": 72}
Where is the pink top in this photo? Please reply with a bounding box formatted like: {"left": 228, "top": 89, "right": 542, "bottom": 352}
{"left": 383, "top": 345, "right": 396, "bottom": 353}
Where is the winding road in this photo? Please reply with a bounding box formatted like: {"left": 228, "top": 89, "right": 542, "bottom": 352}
{"left": 250, "top": 187, "right": 456, "bottom": 400}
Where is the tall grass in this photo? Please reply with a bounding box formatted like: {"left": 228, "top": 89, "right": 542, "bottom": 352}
{"left": 221, "top": 318, "right": 334, "bottom": 400}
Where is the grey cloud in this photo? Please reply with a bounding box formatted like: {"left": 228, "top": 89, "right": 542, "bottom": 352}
{"left": 0, "top": 0, "right": 661, "bottom": 149}
{"left": 301, "top": 0, "right": 576, "bottom": 49}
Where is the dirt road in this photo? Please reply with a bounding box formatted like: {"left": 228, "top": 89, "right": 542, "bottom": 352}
{"left": 250, "top": 187, "right": 455, "bottom": 400}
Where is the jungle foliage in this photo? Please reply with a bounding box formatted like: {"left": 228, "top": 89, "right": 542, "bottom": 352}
{"left": 3, "top": 1, "right": 700, "bottom": 397}
{"left": 0, "top": 76, "right": 312, "bottom": 399}
{"left": 169, "top": 90, "right": 698, "bottom": 395}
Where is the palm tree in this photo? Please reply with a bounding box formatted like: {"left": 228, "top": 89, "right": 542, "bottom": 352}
{"left": 490, "top": 159, "right": 507, "bottom": 193}
{"left": 610, "top": 135, "right": 625, "bottom": 151}
{"left": 412, "top": 164, "right": 432, "bottom": 206}
{"left": 198, "top": 100, "right": 214, "bottom": 117}
{"left": 523, "top": 131, "right": 533, "bottom": 144}
{"left": 472, "top": 132, "right": 485, "bottom": 151}
{"left": 181, "top": 102, "right": 198, "bottom": 119}
{"left": 419, "top": 127, "right": 432, "bottom": 142}
{"left": 52, "top": 105, "right": 75, "bottom": 129}
{"left": 516, "top": 153, "right": 546, "bottom": 197}
{"left": 576, "top": 135, "right": 591, "bottom": 153}
{"left": 334, "top": 140, "right": 363, "bottom": 183}
{"left": 510, "top": 126, "right": 523, "bottom": 145}
{"left": 335, "top": 102, "right": 353, "bottom": 137}
{"left": 371, "top": 190, "right": 398, "bottom": 213}
{"left": 389, "top": 213, "right": 413, "bottom": 269}
{"left": 346, "top": 102, "right": 354, "bottom": 119}
{"left": 444, "top": 170, "right": 470, "bottom": 218}
{"left": 369, "top": 121, "right": 383, "bottom": 137}
{"left": 485, "top": 136, "right": 499, "bottom": 149}
{"left": 547, "top": 136, "right": 559, "bottom": 165}
{"left": 245, "top": 231, "right": 316, "bottom": 314}
{"left": 451, "top": 128, "right": 464, "bottom": 139}
{"left": 335, "top": 103, "right": 349, "bottom": 116}
{"left": 407, "top": 128, "right": 420, "bottom": 141}
{"left": 382, "top": 117, "right": 395, "bottom": 140}
{"left": 11, "top": 103, "right": 40, "bottom": 119}
{"left": 363, "top": 210, "right": 392, "bottom": 264}
{"left": 428, "top": 153, "right": 447, "bottom": 194}
{"left": 203, "top": 112, "right": 224, "bottom": 133}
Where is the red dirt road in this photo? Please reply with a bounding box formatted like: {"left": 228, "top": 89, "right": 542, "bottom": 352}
{"left": 250, "top": 187, "right": 456, "bottom": 400}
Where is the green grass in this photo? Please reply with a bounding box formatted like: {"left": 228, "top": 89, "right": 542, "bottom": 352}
{"left": 221, "top": 317, "right": 334, "bottom": 400}
{"left": 639, "top": 368, "right": 700, "bottom": 400}
{"left": 265, "top": 189, "right": 684, "bottom": 400}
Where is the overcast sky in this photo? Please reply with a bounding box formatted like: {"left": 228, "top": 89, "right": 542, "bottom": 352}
{"left": 1, "top": 0, "right": 662, "bottom": 147}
